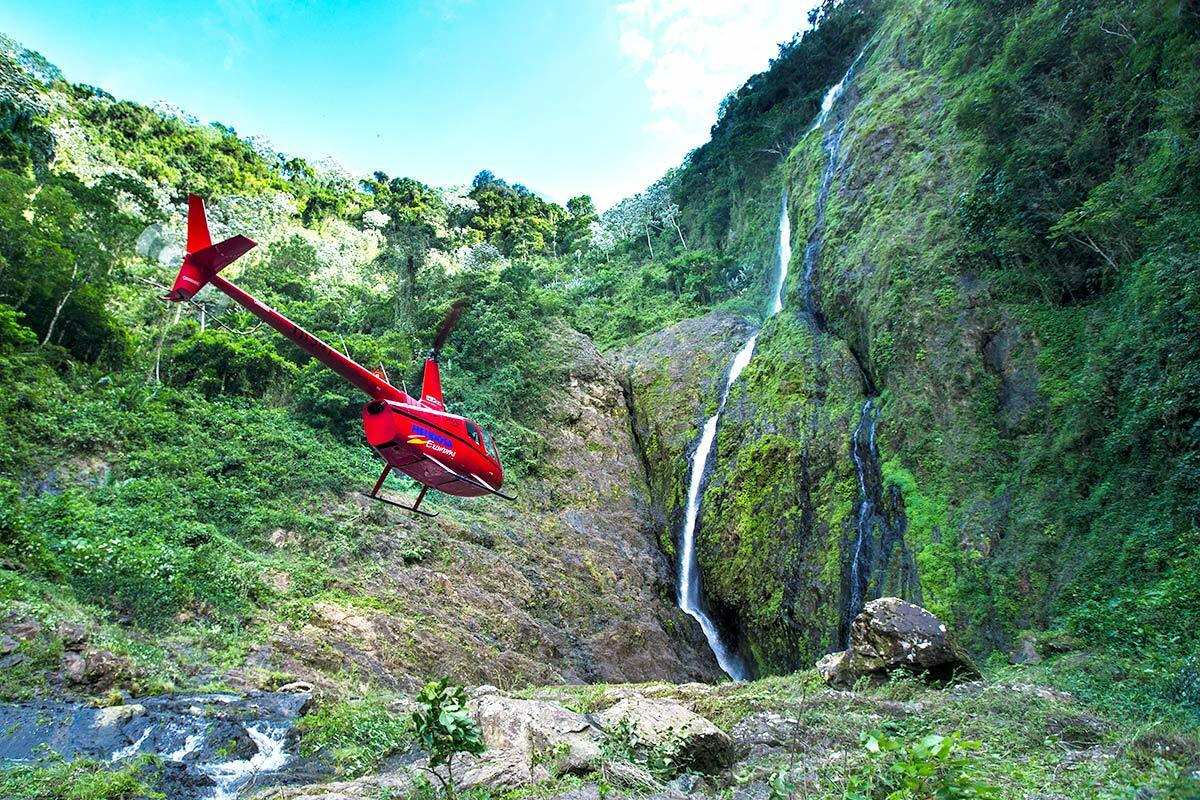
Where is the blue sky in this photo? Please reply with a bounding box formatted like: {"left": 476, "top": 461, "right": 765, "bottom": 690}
{"left": 0, "top": 1, "right": 817, "bottom": 208}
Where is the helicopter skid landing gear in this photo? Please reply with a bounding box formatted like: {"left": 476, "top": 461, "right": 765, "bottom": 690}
{"left": 362, "top": 465, "right": 438, "bottom": 518}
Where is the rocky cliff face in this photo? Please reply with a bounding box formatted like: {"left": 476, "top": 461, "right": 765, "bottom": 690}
{"left": 629, "top": 0, "right": 1199, "bottom": 679}
{"left": 258, "top": 325, "right": 721, "bottom": 690}
{"left": 616, "top": 312, "right": 757, "bottom": 557}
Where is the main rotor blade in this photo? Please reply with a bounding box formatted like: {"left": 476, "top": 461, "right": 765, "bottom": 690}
{"left": 431, "top": 300, "right": 466, "bottom": 358}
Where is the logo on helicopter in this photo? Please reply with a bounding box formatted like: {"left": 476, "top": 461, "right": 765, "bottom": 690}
{"left": 407, "top": 423, "right": 455, "bottom": 456}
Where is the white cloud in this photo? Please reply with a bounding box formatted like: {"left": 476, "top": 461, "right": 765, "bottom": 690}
{"left": 615, "top": 0, "right": 819, "bottom": 167}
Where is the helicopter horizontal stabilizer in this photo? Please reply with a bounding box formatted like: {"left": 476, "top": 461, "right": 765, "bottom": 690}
{"left": 161, "top": 195, "right": 257, "bottom": 302}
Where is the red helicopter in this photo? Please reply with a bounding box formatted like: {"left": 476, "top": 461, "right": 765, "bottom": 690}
{"left": 161, "top": 194, "right": 511, "bottom": 517}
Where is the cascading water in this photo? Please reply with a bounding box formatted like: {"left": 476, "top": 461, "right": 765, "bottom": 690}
{"left": 676, "top": 195, "right": 792, "bottom": 681}
{"left": 799, "top": 119, "right": 848, "bottom": 321}
{"left": 848, "top": 398, "right": 879, "bottom": 619}
{"left": 202, "top": 723, "right": 292, "bottom": 800}
{"left": 808, "top": 49, "right": 865, "bottom": 133}
{"left": 795, "top": 48, "right": 918, "bottom": 643}
{"left": 677, "top": 50, "right": 903, "bottom": 675}
{"left": 0, "top": 692, "right": 310, "bottom": 800}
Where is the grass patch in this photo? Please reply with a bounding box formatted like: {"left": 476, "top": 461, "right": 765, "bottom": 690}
{"left": 0, "top": 756, "right": 160, "bottom": 800}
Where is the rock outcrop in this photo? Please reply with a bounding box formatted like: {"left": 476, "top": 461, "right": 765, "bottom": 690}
{"left": 596, "top": 696, "right": 735, "bottom": 773}
{"left": 617, "top": 311, "right": 757, "bottom": 551}
{"left": 471, "top": 691, "right": 603, "bottom": 775}
{"left": 816, "top": 598, "right": 978, "bottom": 687}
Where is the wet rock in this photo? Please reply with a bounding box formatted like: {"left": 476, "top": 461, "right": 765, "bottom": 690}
{"left": 142, "top": 761, "right": 215, "bottom": 800}
{"left": 817, "top": 598, "right": 978, "bottom": 687}
{"left": 1, "top": 635, "right": 20, "bottom": 655}
{"left": 0, "top": 652, "right": 28, "bottom": 669}
{"left": 596, "top": 696, "right": 734, "bottom": 773}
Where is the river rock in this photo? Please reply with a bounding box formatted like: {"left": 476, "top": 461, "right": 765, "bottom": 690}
{"left": 817, "top": 598, "right": 978, "bottom": 687}
{"left": 62, "top": 647, "right": 132, "bottom": 691}
{"left": 93, "top": 703, "right": 145, "bottom": 727}
{"left": 472, "top": 694, "right": 603, "bottom": 774}
{"left": 57, "top": 620, "right": 89, "bottom": 652}
{"left": 596, "top": 696, "right": 734, "bottom": 773}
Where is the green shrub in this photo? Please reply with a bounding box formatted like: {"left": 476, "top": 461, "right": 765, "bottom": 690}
{"left": 300, "top": 694, "right": 414, "bottom": 778}
{"left": 412, "top": 679, "right": 485, "bottom": 798}
{"left": 0, "top": 756, "right": 160, "bottom": 800}
{"left": 600, "top": 715, "right": 685, "bottom": 783}
{"left": 843, "top": 731, "right": 1000, "bottom": 800}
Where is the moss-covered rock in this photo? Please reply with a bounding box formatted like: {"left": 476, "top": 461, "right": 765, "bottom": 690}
{"left": 615, "top": 312, "right": 757, "bottom": 557}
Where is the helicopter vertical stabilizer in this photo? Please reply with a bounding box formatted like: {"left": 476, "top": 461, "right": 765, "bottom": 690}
{"left": 162, "top": 195, "right": 256, "bottom": 301}
{"left": 420, "top": 359, "right": 445, "bottom": 410}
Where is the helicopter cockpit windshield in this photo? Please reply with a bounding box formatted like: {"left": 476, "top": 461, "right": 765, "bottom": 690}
{"left": 480, "top": 426, "right": 499, "bottom": 463}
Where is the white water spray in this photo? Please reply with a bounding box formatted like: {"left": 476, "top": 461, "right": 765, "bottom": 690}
{"left": 809, "top": 49, "right": 865, "bottom": 133}
{"left": 201, "top": 723, "right": 291, "bottom": 800}
{"left": 677, "top": 52, "right": 869, "bottom": 679}
{"left": 848, "top": 398, "right": 878, "bottom": 622}
{"left": 110, "top": 725, "right": 154, "bottom": 762}
{"left": 677, "top": 196, "right": 792, "bottom": 681}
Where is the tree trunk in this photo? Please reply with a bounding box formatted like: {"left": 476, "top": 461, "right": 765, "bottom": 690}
{"left": 673, "top": 220, "right": 687, "bottom": 249}
{"left": 41, "top": 261, "right": 79, "bottom": 346}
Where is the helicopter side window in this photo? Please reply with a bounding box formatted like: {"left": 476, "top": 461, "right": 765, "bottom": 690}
{"left": 465, "top": 420, "right": 484, "bottom": 448}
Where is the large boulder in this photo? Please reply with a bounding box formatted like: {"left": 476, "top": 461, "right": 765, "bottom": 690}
{"left": 62, "top": 647, "right": 134, "bottom": 692}
{"left": 596, "top": 696, "right": 734, "bottom": 773}
{"left": 471, "top": 693, "right": 604, "bottom": 775}
{"left": 817, "top": 598, "right": 978, "bottom": 687}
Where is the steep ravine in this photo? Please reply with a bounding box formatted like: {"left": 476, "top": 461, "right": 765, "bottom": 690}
{"left": 623, "top": 52, "right": 922, "bottom": 676}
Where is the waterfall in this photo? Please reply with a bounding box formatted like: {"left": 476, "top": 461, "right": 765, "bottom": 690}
{"left": 677, "top": 195, "right": 792, "bottom": 681}
{"left": 677, "top": 336, "right": 756, "bottom": 680}
{"left": 808, "top": 49, "right": 865, "bottom": 133}
{"left": 677, "top": 51, "right": 880, "bottom": 678}
{"left": 201, "top": 723, "right": 292, "bottom": 800}
{"left": 794, "top": 47, "right": 914, "bottom": 644}
{"left": 799, "top": 120, "right": 848, "bottom": 321}
{"left": 848, "top": 398, "right": 879, "bottom": 620}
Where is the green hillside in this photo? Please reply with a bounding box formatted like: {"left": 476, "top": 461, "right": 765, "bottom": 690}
{"left": 1, "top": 0, "right": 1199, "bottom": 795}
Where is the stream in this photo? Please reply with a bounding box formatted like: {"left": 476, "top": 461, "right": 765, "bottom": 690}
{"left": 0, "top": 691, "right": 322, "bottom": 799}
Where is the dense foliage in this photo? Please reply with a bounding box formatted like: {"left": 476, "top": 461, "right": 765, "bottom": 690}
{"left": 1, "top": 0, "right": 1198, "bottom": 752}
{"left": 668, "top": 0, "right": 1200, "bottom": 717}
